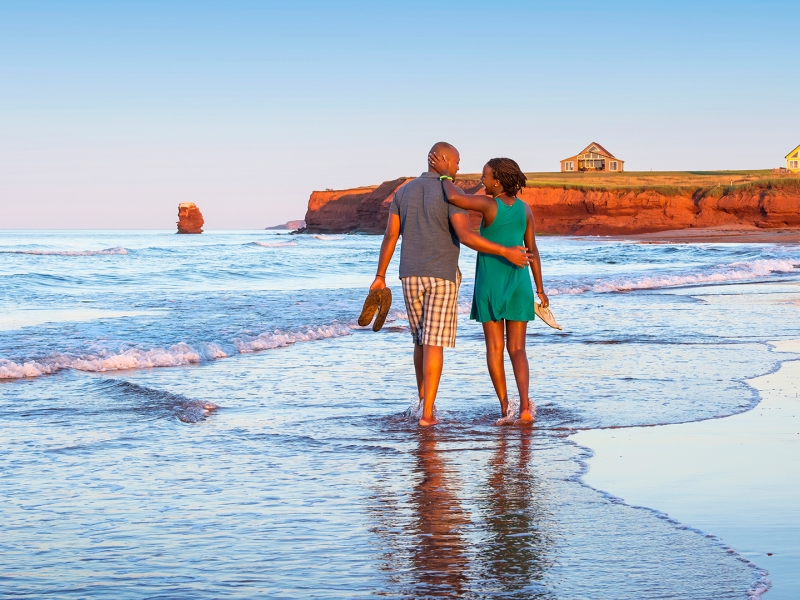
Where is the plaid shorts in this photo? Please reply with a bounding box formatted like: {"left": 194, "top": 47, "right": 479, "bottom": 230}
{"left": 401, "top": 270, "right": 462, "bottom": 348}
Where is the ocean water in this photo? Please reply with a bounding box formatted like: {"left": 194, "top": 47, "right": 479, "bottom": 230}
{"left": 2, "top": 230, "right": 800, "bottom": 598}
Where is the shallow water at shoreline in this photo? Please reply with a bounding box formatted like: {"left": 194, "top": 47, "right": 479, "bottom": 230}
{"left": 574, "top": 344, "right": 800, "bottom": 599}
{"left": 2, "top": 230, "right": 800, "bottom": 597}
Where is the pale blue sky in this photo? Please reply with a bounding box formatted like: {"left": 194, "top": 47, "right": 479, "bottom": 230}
{"left": 1, "top": 1, "right": 798, "bottom": 228}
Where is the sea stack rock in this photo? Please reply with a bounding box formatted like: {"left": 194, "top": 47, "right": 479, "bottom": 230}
{"left": 177, "top": 202, "right": 204, "bottom": 234}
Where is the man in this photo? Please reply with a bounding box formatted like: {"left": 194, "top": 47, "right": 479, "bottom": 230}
{"left": 369, "top": 142, "right": 532, "bottom": 426}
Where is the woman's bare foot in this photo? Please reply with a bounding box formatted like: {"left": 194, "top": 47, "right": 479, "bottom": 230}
{"left": 419, "top": 416, "right": 440, "bottom": 427}
{"left": 499, "top": 399, "right": 509, "bottom": 416}
{"left": 514, "top": 402, "right": 537, "bottom": 427}
{"left": 494, "top": 396, "right": 514, "bottom": 426}
{"left": 495, "top": 406, "right": 516, "bottom": 426}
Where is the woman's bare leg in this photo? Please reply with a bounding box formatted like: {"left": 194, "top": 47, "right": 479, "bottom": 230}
{"left": 482, "top": 320, "right": 508, "bottom": 416}
{"left": 506, "top": 320, "right": 534, "bottom": 424}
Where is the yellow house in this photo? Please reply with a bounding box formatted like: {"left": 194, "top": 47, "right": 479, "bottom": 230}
{"left": 787, "top": 144, "right": 800, "bottom": 172}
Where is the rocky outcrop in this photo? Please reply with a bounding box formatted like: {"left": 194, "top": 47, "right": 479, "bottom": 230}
{"left": 303, "top": 178, "right": 800, "bottom": 235}
{"left": 265, "top": 220, "right": 306, "bottom": 231}
{"left": 177, "top": 202, "right": 204, "bottom": 234}
{"left": 304, "top": 178, "right": 410, "bottom": 234}
{"left": 285, "top": 220, "right": 306, "bottom": 231}
{"left": 304, "top": 178, "right": 485, "bottom": 234}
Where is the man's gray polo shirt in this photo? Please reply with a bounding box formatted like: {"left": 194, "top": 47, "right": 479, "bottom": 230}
{"left": 389, "top": 172, "right": 468, "bottom": 283}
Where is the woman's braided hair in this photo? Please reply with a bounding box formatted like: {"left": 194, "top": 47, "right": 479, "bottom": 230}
{"left": 486, "top": 157, "right": 527, "bottom": 197}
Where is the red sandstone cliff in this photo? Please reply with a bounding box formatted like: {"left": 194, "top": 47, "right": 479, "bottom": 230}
{"left": 177, "top": 202, "right": 204, "bottom": 234}
{"left": 304, "top": 178, "right": 484, "bottom": 234}
{"left": 304, "top": 178, "right": 409, "bottom": 234}
{"left": 517, "top": 183, "right": 800, "bottom": 234}
{"left": 303, "top": 178, "right": 800, "bottom": 235}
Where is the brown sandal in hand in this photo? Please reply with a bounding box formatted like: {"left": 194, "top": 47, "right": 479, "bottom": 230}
{"left": 358, "top": 288, "right": 392, "bottom": 331}
{"left": 372, "top": 288, "right": 392, "bottom": 331}
{"left": 358, "top": 289, "right": 382, "bottom": 327}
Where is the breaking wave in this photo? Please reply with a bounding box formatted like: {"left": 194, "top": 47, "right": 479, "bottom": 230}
{"left": 0, "top": 247, "right": 129, "bottom": 256}
{"left": 96, "top": 379, "right": 220, "bottom": 423}
{"left": 253, "top": 241, "right": 298, "bottom": 248}
{"left": 547, "top": 259, "right": 799, "bottom": 296}
{"left": 0, "top": 324, "right": 353, "bottom": 380}
{"left": 232, "top": 324, "right": 351, "bottom": 353}
{"left": 312, "top": 235, "right": 343, "bottom": 241}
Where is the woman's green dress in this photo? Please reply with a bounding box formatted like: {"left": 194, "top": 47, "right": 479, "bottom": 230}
{"left": 470, "top": 198, "right": 536, "bottom": 323}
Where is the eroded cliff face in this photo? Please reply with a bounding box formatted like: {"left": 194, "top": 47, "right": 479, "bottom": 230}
{"left": 518, "top": 184, "right": 800, "bottom": 234}
{"left": 304, "top": 178, "right": 410, "bottom": 234}
{"left": 304, "top": 178, "right": 800, "bottom": 235}
{"left": 177, "top": 202, "right": 204, "bottom": 234}
{"left": 304, "top": 178, "right": 484, "bottom": 233}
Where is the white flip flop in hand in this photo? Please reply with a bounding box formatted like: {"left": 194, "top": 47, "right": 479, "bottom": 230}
{"left": 534, "top": 302, "right": 562, "bottom": 330}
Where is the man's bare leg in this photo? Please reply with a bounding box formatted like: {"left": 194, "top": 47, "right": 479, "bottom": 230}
{"left": 413, "top": 344, "right": 424, "bottom": 404}
{"left": 482, "top": 320, "right": 509, "bottom": 418}
{"left": 506, "top": 320, "right": 534, "bottom": 425}
{"left": 419, "top": 344, "right": 443, "bottom": 426}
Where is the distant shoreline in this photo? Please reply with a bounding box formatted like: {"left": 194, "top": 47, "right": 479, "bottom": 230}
{"left": 603, "top": 227, "right": 800, "bottom": 244}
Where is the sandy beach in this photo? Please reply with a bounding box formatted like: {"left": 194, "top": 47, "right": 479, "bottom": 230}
{"left": 574, "top": 340, "right": 800, "bottom": 598}
{"left": 608, "top": 227, "right": 800, "bottom": 244}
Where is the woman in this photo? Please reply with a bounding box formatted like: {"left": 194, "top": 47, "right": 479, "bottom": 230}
{"left": 429, "top": 152, "right": 548, "bottom": 425}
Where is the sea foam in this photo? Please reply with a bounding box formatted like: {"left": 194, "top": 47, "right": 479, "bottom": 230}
{"left": 548, "top": 258, "right": 798, "bottom": 296}
{"left": 0, "top": 247, "right": 129, "bottom": 256}
{"left": 0, "top": 325, "right": 353, "bottom": 380}
{"left": 232, "top": 324, "right": 353, "bottom": 353}
{"left": 253, "top": 241, "right": 298, "bottom": 248}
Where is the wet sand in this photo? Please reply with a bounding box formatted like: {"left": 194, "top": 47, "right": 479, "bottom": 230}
{"left": 605, "top": 227, "right": 800, "bottom": 244}
{"left": 573, "top": 340, "right": 800, "bottom": 598}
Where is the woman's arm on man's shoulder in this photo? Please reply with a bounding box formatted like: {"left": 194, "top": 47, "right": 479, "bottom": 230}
{"left": 441, "top": 180, "right": 496, "bottom": 217}
{"left": 428, "top": 150, "right": 496, "bottom": 219}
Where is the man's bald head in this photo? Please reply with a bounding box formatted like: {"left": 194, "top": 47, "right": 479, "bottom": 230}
{"left": 428, "top": 142, "right": 460, "bottom": 177}
{"left": 430, "top": 141, "right": 458, "bottom": 157}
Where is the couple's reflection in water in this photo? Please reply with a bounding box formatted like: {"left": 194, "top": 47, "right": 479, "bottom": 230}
{"left": 408, "top": 429, "right": 471, "bottom": 596}
{"left": 479, "top": 429, "right": 548, "bottom": 595}
{"left": 372, "top": 427, "right": 551, "bottom": 598}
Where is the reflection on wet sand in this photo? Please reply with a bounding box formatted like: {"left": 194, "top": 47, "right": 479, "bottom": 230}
{"left": 368, "top": 427, "right": 553, "bottom": 598}
{"left": 478, "top": 430, "right": 551, "bottom": 598}
{"left": 409, "top": 429, "right": 470, "bottom": 597}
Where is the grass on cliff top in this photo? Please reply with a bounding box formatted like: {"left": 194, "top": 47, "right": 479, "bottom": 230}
{"left": 456, "top": 169, "right": 800, "bottom": 194}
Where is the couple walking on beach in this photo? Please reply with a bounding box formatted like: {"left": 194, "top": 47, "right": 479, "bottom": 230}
{"left": 369, "top": 142, "right": 548, "bottom": 427}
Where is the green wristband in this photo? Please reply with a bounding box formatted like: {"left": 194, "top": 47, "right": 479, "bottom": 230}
{"left": 439, "top": 176, "right": 453, "bottom": 181}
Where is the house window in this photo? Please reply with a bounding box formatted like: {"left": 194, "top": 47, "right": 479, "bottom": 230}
{"left": 609, "top": 161, "right": 618, "bottom": 171}
{"left": 791, "top": 160, "right": 799, "bottom": 169}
